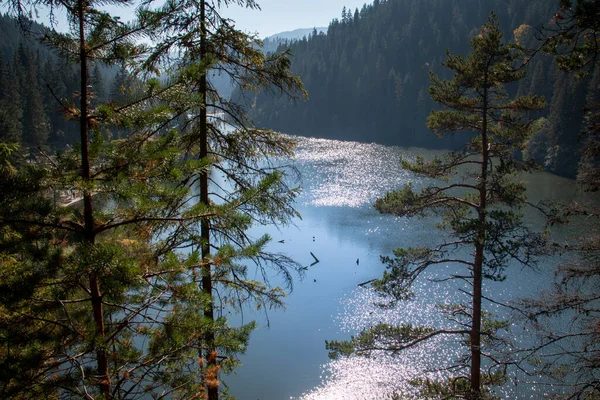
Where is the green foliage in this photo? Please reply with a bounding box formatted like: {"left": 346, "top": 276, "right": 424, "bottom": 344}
{"left": 374, "top": 183, "right": 431, "bottom": 217}
{"left": 0, "top": 0, "right": 304, "bottom": 399}
{"left": 0, "top": 15, "right": 152, "bottom": 149}
{"left": 408, "top": 372, "right": 507, "bottom": 400}
{"left": 329, "top": 13, "right": 546, "bottom": 400}
{"left": 544, "top": 0, "right": 600, "bottom": 76}
{"left": 542, "top": 0, "right": 600, "bottom": 190}
{"left": 325, "top": 323, "right": 436, "bottom": 359}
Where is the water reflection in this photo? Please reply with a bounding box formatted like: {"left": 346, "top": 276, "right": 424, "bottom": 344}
{"left": 293, "top": 137, "right": 426, "bottom": 208}
{"left": 299, "top": 282, "right": 531, "bottom": 399}
{"left": 226, "top": 136, "right": 595, "bottom": 400}
{"left": 300, "top": 285, "right": 460, "bottom": 400}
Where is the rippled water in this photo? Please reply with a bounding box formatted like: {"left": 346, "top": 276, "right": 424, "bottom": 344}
{"left": 301, "top": 285, "right": 462, "bottom": 400}
{"left": 293, "top": 137, "right": 423, "bottom": 207}
{"left": 225, "top": 136, "right": 594, "bottom": 400}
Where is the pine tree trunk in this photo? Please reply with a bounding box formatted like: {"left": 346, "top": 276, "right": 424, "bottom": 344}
{"left": 199, "top": 1, "right": 218, "bottom": 398}
{"left": 470, "top": 81, "right": 489, "bottom": 400}
{"left": 471, "top": 244, "right": 483, "bottom": 400}
{"left": 79, "top": 1, "right": 109, "bottom": 396}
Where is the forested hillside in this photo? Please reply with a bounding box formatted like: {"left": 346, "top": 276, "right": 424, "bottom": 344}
{"left": 242, "top": 0, "right": 599, "bottom": 178}
{"left": 0, "top": 15, "right": 134, "bottom": 149}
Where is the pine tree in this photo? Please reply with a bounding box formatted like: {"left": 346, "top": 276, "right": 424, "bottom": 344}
{"left": 326, "top": 14, "right": 545, "bottom": 400}
{"left": 0, "top": 0, "right": 304, "bottom": 398}
{"left": 1, "top": 1, "right": 212, "bottom": 397}
{"left": 45, "top": 58, "right": 80, "bottom": 147}
{"left": 109, "top": 65, "right": 129, "bottom": 106}
{"left": 90, "top": 64, "right": 106, "bottom": 108}
{"left": 148, "top": 0, "right": 305, "bottom": 397}
{"left": 15, "top": 43, "right": 49, "bottom": 148}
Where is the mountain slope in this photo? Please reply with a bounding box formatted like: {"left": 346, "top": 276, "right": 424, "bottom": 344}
{"left": 240, "top": 0, "right": 597, "bottom": 177}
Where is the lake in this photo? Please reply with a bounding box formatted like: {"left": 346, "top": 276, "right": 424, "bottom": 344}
{"left": 224, "top": 136, "right": 595, "bottom": 400}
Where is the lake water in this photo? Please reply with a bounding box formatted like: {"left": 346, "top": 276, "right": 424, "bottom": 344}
{"left": 224, "top": 136, "right": 595, "bottom": 400}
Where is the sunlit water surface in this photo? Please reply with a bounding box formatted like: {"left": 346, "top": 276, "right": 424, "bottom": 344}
{"left": 224, "top": 136, "right": 594, "bottom": 400}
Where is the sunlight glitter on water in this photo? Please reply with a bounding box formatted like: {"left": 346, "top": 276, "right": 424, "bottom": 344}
{"left": 282, "top": 136, "right": 558, "bottom": 399}
{"left": 298, "top": 283, "right": 464, "bottom": 400}
{"left": 293, "top": 137, "right": 422, "bottom": 208}
{"left": 297, "top": 269, "right": 540, "bottom": 399}
{"left": 290, "top": 138, "right": 469, "bottom": 399}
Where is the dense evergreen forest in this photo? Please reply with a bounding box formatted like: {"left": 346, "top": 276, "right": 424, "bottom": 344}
{"left": 0, "top": 14, "right": 130, "bottom": 149}
{"left": 242, "top": 0, "right": 599, "bottom": 178}
{"left": 261, "top": 27, "right": 327, "bottom": 54}
{"left": 0, "top": 14, "right": 234, "bottom": 150}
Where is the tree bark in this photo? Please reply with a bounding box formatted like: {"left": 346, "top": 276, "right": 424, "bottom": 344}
{"left": 199, "top": 1, "right": 218, "bottom": 399}
{"left": 79, "top": 1, "right": 109, "bottom": 396}
{"left": 470, "top": 79, "right": 489, "bottom": 400}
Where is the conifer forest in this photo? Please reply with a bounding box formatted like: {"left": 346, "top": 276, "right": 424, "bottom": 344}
{"left": 0, "top": 0, "right": 598, "bottom": 399}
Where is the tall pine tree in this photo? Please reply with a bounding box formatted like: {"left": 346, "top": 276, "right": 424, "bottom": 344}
{"left": 327, "top": 14, "right": 546, "bottom": 400}
{"left": 147, "top": 0, "right": 305, "bottom": 397}
{"left": 0, "top": 0, "right": 304, "bottom": 398}
{"left": 0, "top": 56, "right": 22, "bottom": 144}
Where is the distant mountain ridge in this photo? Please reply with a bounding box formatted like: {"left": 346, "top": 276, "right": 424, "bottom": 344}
{"left": 210, "top": 27, "right": 327, "bottom": 99}
{"left": 261, "top": 27, "right": 327, "bottom": 54}
{"left": 264, "top": 27, "right": 327, "bottom": 41}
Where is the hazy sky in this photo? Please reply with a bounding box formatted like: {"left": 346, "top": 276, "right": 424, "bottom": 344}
{"left": 222, "top": 0, "right": 370, "bottom": 37}
{"left": 12, "top": 0, "right": 371, "bottom": 39}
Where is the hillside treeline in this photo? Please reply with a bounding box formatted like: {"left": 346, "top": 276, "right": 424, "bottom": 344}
{"left": 241, "top": 0, "right": 600, "bottom": 178}
{"left": 0, "top": 14, "right": 128, "bottom": 150}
